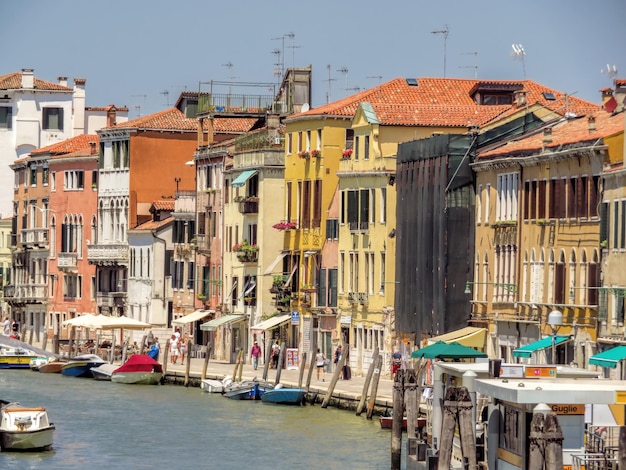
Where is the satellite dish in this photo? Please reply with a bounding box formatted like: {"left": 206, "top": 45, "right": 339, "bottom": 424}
{"left": 301, "top": 103, "right": 310, "bottom": 112}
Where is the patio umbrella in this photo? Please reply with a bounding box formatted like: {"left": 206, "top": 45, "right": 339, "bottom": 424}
{"left": 62, "top": 314, "right": 99, "bottom": 329}
{"left": 411, "top": 341, "right": 487, "bottom": 360}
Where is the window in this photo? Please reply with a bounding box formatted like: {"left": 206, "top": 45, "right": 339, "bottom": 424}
{"left": 43, "top": 107, "right": 64, "bottom": 131}
{"left": 379, "top": 252, "right": 386, "bottom": 295}
{"left": 51, "top": 172, "right": 56, "bottom": 192}
{"left": 316, "top": 129, "right": 322, "bottom": 150}
{"left": 345, "top": 129, "right": 354, "bottom": 151}
{"left": 326, "top": 219, "right": 338, "bottom": 239}
{"left": 496, "top": 172, "right": 518, "bottom": 221}
{"left": 364, "top": 135, "right": 370, "bottom": 160}
{"left": 30, "top": 167, "right": 37, "bottom": 186}
{"left": 355, "top": 136, "right": 360, "bottom": 160}
{"left": 287, "top": 133, "right": 293, "bottom": 154}
{"left": 0, "top": 107, "right": 12, "bottom": 129}
{"left": 63, "top": 274, "right": 82, "bottom": 299}
{"left": 42, "top": 167, "right": 49, "bottom": 186}
{"left": 313, "top": 180, "right": 322, "bottom": 228}
{"left": 91, "top": 170, "right": 98, "bottom": 188}
{"left": 380, "top": 188, "right": 387, "bottom": 223}
{"left": 64, "top": 170, "right": 84, "bottom": 190}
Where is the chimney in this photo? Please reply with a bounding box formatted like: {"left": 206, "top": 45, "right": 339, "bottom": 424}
{"left": 106, "top": 105, "right": 117, "bottom": 127}
{"left": 89, "top": 141, "right": 97, "bottom": 155}
{"left": 58, "top": 76, "right": 68, "bottom": 87}
{"left": 542, "top": 128, "right": 553, "bottom": 145}
{"left": 588, "top": 116, "right": 596, "bottom": 132}
{"left": 514, "top": 90, "right": 527, "bottom": 107}
{"left": 266, "top": 113, "right": 280, "bottom": 130}
{"left": 72, "top": 78, "right": 86, "bottom": 136}
{"left": 21, "top": 68, "right": 34, "bottom": 89}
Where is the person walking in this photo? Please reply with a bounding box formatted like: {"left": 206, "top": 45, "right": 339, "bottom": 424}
{"left": 334, "top": 345, "right": 343, "bottom": 379}
{"left": 250, "top": 341, "right": 262, "bottom": 370}
{"left": 170, "top": 334, "right": 179, "bottom": 364}
{"left": 2, "top": 317, "right": 9, "bottom": 336}
{"left": 315, "top": 348, "right": 327, "bottom": 381}
{"left": 271, "top": 342, "right": 280, "bottom": 369}
{"left": 180, "top": 333, "right": 189, "bottom": 365}
{"left": 391, "top": 348, "right": 402, "bottom": 378}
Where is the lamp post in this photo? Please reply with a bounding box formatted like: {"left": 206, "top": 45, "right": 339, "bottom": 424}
{"left": 547, "top": 310, "right": 563, "bottom": 364}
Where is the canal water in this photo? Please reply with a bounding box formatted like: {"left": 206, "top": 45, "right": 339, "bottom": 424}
{"left": 0, "top": 370, "right": 405, "bottom": 469}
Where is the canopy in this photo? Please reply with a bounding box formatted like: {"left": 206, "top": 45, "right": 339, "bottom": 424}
{"left": 250, "top": 314, "right": 291, "bottom": 332}
{"left": 200, "top": 314, "right": 246, "bottom": 331}
{"left": 427, "top": 327, "right": 487, "bottom": 349}
{"left": 99, "top": 316, "right": 151, "bottom": 330}
{"left": 263, "top": 252, "right": 288, "bottom": 275}
{"left": 113, "top": 354, "right": 162, "bottom": 373}
{"left": 231, "top": 170, "right": 258, "bottom": 188}
{"left": 411, "top": 341, "right": 487, "bottom": 360}
{"left": 172, "top": 310, "right": 214, "bottom": 325}
{"left": 512, "top": 335, "right": 571, "bottom": 359}
{"left": 62, "top": 314, "right": 113, "bottom": 329}
{"left": 589, "top": 345, "right": 626, "bottom": 368}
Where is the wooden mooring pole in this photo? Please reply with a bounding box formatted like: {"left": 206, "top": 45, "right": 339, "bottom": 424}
{"left": 298, "top": 351, "right": 307, "bottom": 388}
{"left": 544, "top": 412, "right": 563, "bottom": 470}
{"left": 528, "top": 411, "right": 546, "bottom": 470}
{"left": 366, "top": 353, "right": 383, "bottom": 419}
{"left": 183, "top": 339, "right": 192, "bottom": 387}
{"left": 618, "top": 426, "right": 626, "bottom": 469}
{"left": 322, "top": 344, "right": 349, "bottom": 409}
{"left": 391, "top": 369, "right": 405, "bottom": 470}
{"left": 201, "top": 343, "right": 211, "bottom": 379}
{"left": 356, "top": 347, "right": 378, "bottom": 416}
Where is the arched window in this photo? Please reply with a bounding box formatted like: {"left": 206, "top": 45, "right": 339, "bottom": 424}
{"left": 555, "top": 250, "right": 566, "bottom": 304}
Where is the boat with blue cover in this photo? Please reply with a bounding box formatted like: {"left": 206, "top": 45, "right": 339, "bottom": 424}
{"left": 260, "top": 385, "right": 306, "bottom": 405}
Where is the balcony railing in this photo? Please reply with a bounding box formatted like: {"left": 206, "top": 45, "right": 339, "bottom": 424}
{"left": 87, "top": 243, "right": 129, "bottom": 264}
{"left": 57, "top": 252, "right": 78, "bottom": 269}
{"left": 238, "top": 200, "right": 259, "bottom": 214}
{"left": 96, "top": 291, "right": 127, "bottom": 308}
{"left": 3, "top": 284, "right": 48, "bottom": 303}
{"left": 21, "top": 228, "right": 49, "bottom": 247}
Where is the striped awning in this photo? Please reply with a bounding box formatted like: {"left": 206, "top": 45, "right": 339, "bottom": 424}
{"left": 231, "top": 170, "right": 258, "bottom": 188}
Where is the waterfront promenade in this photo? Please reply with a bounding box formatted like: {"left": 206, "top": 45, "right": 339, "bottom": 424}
{"left": 164, "top": 356, "right": 396, "bottom": 411}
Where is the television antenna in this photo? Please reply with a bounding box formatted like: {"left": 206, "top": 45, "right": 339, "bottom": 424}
{"left": 337, "top": 67, "right": 349, "bottom": 93}
{"left": 511, "top": 44, "right": 526, "bottom": 79}
{"left": 160, "top": 90, "right": 170, "bottom": 107}
{"left": 366, "top": 75, "right": 383, "bottom": 85}
{"left": 459, "top": 52, "right": 478, "bottom": 78}
{"left": 285, "top": 32, "right": 299, "bottom": 69}
{"left": 325, "top": 64, "right": 337, "bottom": 104}
{"left": 601, "top": 63, "right": 618, "bottom": 80}
{"left": 347, "top": 86, "right": 361, "bottom": 93}
{"left": 431, "top": 25, "right": 449, "bottom": 78}
{"left": 131, "top": 94, "right": 147, "bottom": 117}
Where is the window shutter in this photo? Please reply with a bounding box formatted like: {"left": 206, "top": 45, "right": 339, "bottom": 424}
{"left": 58, "top": 108, "right": 64, "bottom": 131}
{"left": 600, "top": 202, "right": 609, "bottom": 246}
{"left": 318, "top": 268, "right": 327, "bottom": 307}
{"left": 61, "top": 223, "right": 67, "bottom": 252}
{"left": 329, "top": 268, "right": 338, "bottom": 307}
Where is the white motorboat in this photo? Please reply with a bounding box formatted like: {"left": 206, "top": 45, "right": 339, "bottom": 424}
{"left": 90, "top": 363, "right": 118, "bottom": 381}
{"left": 0, "top": 402, "right": 55, "bottom": 451}
{"left": 29, "top": 357, "right": 49, "bottom": 371}
{"left": 201, "top": 376, "right": 232, "bottom": 393}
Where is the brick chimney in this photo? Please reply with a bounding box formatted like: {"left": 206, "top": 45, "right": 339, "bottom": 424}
{"left": 106, "top": 105, "right": 117, "bottom": 127}
{"left": 542, "top": 128, "right": 553, "bottom": 145}
{"left": 89, "top": 141, "right": 97, "bottom": 155}
{"left": 58, "top": 76, "right": 68, "bottom": 87}
{"left": 588, "top": 115, "right": 596, "bottom": 132}
{"left": 514, "top": 90, "right": 527, "bottom": 108}
{"left": 21, "top": 68, "right": 34, "bottom": 89}
{"left": 72, "top": 78, "right": 86, "bottom": 136}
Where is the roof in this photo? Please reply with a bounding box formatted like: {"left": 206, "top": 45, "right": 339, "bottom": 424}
{"left": 130, "top": 217, "right": 172, "bottom": 232}
{"left": 151, "top": 200, "right": 175, "bottom": 211}
{"left": 30, "top": 134, "right": 99, "bottom": 156}
{"left": 0, "top": 71, "right": 73, "bottom": 92}
{"left": 479, "top": 110, "right": 624, "bottom": 158}
{"left": 286, "top": 77, "right": 600, "bottom": 127}
{"left": 106, "top": 107, "right": 258, "bottom": 133}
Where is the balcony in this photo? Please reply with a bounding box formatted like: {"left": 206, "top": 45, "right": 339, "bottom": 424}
{"left": 3, "top": 284, "right": 48, "bottom": 303}
{"left": 57, "top": 252, "right": 78, "bottom": 270}
{"left": 96, "top": 291, "right": 127, "bottom": 308}
{"left": 236, "top": 251, "right": 258, "bottom": 263}
{"left": 21, "top": 228, "right": 49, "bottom": 248}
{"left": 87, "top": 243, "right": 129, "bottom": 265}
{"left": 238, "top": 199, "right": 259, "bottom": 214}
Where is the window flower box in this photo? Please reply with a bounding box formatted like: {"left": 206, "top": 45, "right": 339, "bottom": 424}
{"left": 341, "top": 149, "right": 353, "bottom": 160}
{"left": 272, "top": 221, "right": 297, "bottom": 231}
{"left": 310, "top": 149, "right": 321, "bottom": 158}
{"left": 233, "top": 240, "right": 259, "bottom": 263}
{"left": 298, "top": 151, "right": 310, "bottom": 159}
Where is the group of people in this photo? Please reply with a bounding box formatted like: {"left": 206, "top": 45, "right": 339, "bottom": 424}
{"left": 169, "top": 329, "right": 190, "bottom": 365}
{"left": 315, "top": 344, "right": 350, "bottom": 381}
{"left": 2, "top": 317, "right": 20, "bottom": 339}
{"left": 248, "top": 341, "right": 280, "bottom": 370}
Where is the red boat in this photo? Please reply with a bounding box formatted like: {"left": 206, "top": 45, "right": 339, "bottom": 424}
{"left": 379, "top": 416, "right": 426, "bottom": 431}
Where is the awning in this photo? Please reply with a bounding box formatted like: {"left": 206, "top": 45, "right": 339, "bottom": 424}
{"left": 224, "top": 280, "right": 237, "bottom": 303}
{"left": 231, "top": 170, "right": 258, "bottom": 188}
{"left": 427, "top": 326, "right": 488, "bottom": 349}
{"left": 200, "top": 314, "right": 246, "bottom": 331}
{"left": 263, "top": 252, "right": 288, "bottom": 275}
{"left": 284, "top": 264, "right": 298, "bottom": 288}
{"left": 172, "top": 310, "right": 214, "bottom": 325}
{"left": 512, "top": 335, "right": 571, "bottom": 359}
{"left": 589, "top": 345, "right": 626, "bottom": 368}
{"left": 411, "top": 341, "right": 487, "bottom": 360}
{"left": 250, "top": 314, "right": 291, "bottom": 332}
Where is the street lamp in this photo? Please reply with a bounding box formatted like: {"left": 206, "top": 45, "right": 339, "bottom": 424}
{"left": 547, "top": 309, "right": 563, "bottom": 364}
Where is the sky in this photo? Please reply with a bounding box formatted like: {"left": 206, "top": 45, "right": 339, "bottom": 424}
{"left": 4, "top": 0, "right": 625, "bottom": 118}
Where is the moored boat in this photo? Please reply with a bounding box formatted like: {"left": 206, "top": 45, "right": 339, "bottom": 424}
{"left": 61, "top": 354, "right": 106, "bottom": 377}
{"left": 38, "top": 360, "right": 66, "bottom": 374}
{"left": 0, "top": 347, "right": 47, "bottom": 369}
{"left": 378, "top": 416, "right": 426, "bottom": 431}
{"left": 260, "top": 385, "right": 306, "bottom": 405}
{"left": 224, "top": 381, "right": 261, "bottom": 400}
{"left": 0, "top": 403, "right": 55, "bottom": 451}
{"left": 201, "top": 376, "right": 232, "bottom": 393}
{"left": 90, "top": 363, "right": 118, "bottom": 381}
{"left": 110, "top": 354, "right": 163, "bottom": 385}
{"left": 29, "top": 357, "right": 49, "bottom": 371}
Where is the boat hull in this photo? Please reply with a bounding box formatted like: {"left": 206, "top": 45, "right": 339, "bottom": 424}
{"left": 111, "top": 371, "right": 163, "bottom": 385}
{"left": 224, "top": 382, "right": 261, "bottom": 400}
{"left": 90, "top": 363, "right": 118, "bottom": 381}
{"left": 38, "top": 361, "right": 65, "bottom": 374}
{"left": 0, "top": 356, "right": 47, "bottom": 369}
{"left": 61, "top": 354, "right": 106, "bottom": 377}
{"left": 260, "top": 388, "right": 306, "bottom": 405}
{"left": 201, "top": 379, "right": 225, "bottom": 393}
{"left": 0, "top": 426, "right": 55, "bottom": 451}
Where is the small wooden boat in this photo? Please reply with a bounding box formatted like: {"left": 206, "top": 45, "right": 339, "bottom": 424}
{"left": 201, "top": 376, "right": 232, "bottom": 393}
{"left": 0, "top": 347, "right": 47, "bottom": 369}
{"left": 0, "top": 403, "right": 55, "bottom": 451}
{"left": 38, "top": 360, "right": 66, "bottom": 374}
{"left": 61, "top": 354, "right": 106, "bottom": 377}
{"left": 378, "top": 416, "right": 426, "bottom": 431}
{"left": 111, "top": 354, "right": 163, "bottom": 385}
{"left": 260, "top": 385, "right": 306, "bottom": 405}
{"left": 90, "top": 363, "right": 118, "bottom": 381}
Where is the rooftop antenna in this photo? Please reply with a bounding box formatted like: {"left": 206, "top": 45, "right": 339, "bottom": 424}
{"left": 337, "top": 67, "right": 349, "bottom": 94}
{"left": 131, "top": 94, "right": 147, "bottom": 117}
{"left": 601, "top": 63, "right": 618, "bottom": 81}
{"left": 366, "top": 75, "right": 383, "bottom": 85}
{"left": 347, "top": 86, "right": 361, "bottom": 93}
{"left": 272, "top": 33, "right": 289, "bottom": 77}
{"left": 511, "top": 44, "right": 526, "bottom": 79}
{"left": 160, "top": 90, "right": 170, "bottom": 107}
{"left": 222, "top": 62, "right": 235, "bottom": 95}
{"left": 431, "top": 25, "right": 449, "bottom": 78}
{"left": 325, "top": 64, "right": 337, "bottom": 104}
{"left": 459, "top": 52, "right": 478, "bottom": 78}
{"left": 285, "top": 32, "right": 299, "bottom": 69}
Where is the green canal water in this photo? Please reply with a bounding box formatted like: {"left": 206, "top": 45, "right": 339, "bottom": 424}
{"left": 0, "top": 370, "right": 405, "bottom": 469}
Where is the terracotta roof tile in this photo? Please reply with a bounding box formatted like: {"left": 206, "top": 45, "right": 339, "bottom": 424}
{"left": 0, "top": 71, "right": 72, "bottom": 92}
{"left": 151, "top": 200, "right": 175, "bottom": 211}
{"left": 478, "top": 110, "right": 624, "bottom": 158}
{"left": 31, "top": 134, "right": 99, "bottom": 156}
{"left": 131, "top": 217, "right": 172, "bottom": 231}
{"left": 106, "top": 107, "right": 258, "bottom": 133}
{"left": 288, "top": 77, "right": 599, "bottom": 127}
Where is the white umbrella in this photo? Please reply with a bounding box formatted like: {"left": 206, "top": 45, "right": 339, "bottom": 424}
{"left": 100, "top": 317, "right": 150, "bottom": 330}
{"left": 62, "top": 314, "right": 99, "bottom": 329}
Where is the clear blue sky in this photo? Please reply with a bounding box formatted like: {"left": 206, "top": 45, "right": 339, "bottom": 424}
{"left": 5, "top": 0, "right": 625, "bottom": 118}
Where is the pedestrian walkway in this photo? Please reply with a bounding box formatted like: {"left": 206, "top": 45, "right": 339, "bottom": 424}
{"left": 165, "top": 356, "right": 395, "bottom": 411}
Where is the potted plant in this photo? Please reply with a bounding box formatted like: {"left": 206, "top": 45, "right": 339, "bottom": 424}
{"left": 233, "top": 240, "right": 259, "bottom": 262}
{"left": 233, "top": 195, "right": 244, "bottom": 202}
{"left": 298, "top": 150, "right": 310, "bottom": 159}
{"left": 272, "top": 221, "right": 297, "bottom": 231}
{"left": 341, "top": 149, "right": 353, "bottom": 160}
{"left": 311, "top": 149, "right": 321, "bottom": 158}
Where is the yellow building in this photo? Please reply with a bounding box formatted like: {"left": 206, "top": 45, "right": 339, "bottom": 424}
{"left": 474, "top": 110, "right": 623, "bottom": 366}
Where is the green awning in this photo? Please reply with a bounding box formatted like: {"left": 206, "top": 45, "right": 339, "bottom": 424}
{"left": 411, "top": 341, "right": 487, "bottom": 360}
{"left": 200, "top": 314, "right": 246, "bottom": 331}
{"left": 589, "top": 345, "right": 626, "bottom": 368}
{"left": 512, "top": 335, "right": 570, "bottom": 359}
{"left": 231, "top": 170, "right": 258, "bottom": 188}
